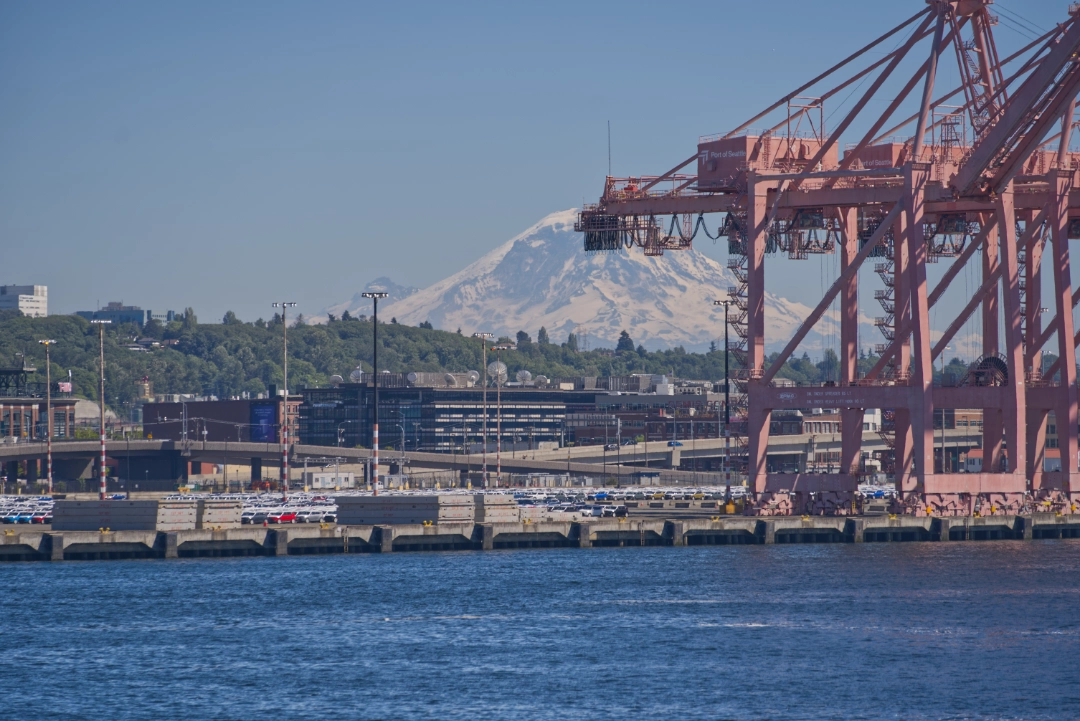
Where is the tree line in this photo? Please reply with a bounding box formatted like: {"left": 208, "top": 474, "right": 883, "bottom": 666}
{"left": 0, "top": 309, "right": 957, "bottom": 412}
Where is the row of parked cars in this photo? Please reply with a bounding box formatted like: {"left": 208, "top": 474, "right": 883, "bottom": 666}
{"left": 1, "top": 497, "right": 54, "bottom": 525}
{"left": 241, "top": 509, "right": 337, "bottom": 525}
{"left": 541, "top": 503, "right": 628, "bottom": 518}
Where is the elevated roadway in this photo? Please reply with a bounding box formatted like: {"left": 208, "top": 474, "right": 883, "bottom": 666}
{"left": 0, "top": 428, "right": 984, "bottom": 483}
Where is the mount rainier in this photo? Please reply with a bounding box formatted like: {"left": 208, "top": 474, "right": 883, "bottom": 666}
{"left": 326, "top": 209, "right": 876, "bottom": 354}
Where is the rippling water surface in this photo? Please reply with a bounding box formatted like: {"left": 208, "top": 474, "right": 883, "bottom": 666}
{"left": 3, "top": 541, "right": 1079, "bottom": 720}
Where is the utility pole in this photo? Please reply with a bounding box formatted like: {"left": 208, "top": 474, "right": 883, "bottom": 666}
{"left": 90, "top": 320, "right": 111, "bottom": 500}
{"left": 473, "top": 332, "right": 493, "bottom": 486}
{"left": 272, "top": 301, "right": 297, "bottom": 501}
{"left": 362, "top": 292, "right": 388, "bottom": 495}
{"left": 940, "top": 345, "right": 952, "bottom": 473}
{"left": 38, "top": 339, "right": 57, "bottom": 495}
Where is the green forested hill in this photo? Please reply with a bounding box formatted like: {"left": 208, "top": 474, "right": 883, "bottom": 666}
{"left": 0, "top": 309, "right": 902, "bottom": 410}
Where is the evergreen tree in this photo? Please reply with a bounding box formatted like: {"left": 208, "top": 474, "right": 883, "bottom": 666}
{"left": 181, "top": 307, "right": 198, "bottom": 331}
{"left": 537, "top": 326, "right": 549, "bottom": 345}
{"left": 327, "top": 313, "right": 338, "bottom": 323}
{"left": 616, "top": 330, "right": 635, "bottom": 353}
{"left": 565, "top": 332, "right": 578, "bottom": 352}
{"left": 341, "top": 310, "right": 352, "bottom": 321}
{"left": 516, "top": 330, "right": 532, "bottom": 347}
{"left": 222, "top": 310, "right": 242, "bottom": 325}
{"left": 143, "top": 318, "right": 165, "bottom": 339}
{"left": 419, "top": 320, "right": 433, "bottom": 329}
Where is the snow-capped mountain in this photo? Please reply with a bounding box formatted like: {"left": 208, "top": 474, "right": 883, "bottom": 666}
{"left": 325, "top": 277, "right": 418, "bottom": 320}
{"left": 326, "top": 209, "right": 877, "bottom": 353}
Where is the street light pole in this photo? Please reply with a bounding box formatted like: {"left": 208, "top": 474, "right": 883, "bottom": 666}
{"left": 714, "top": 300, "right": 732, "bottom": 486}
{"left": 490, "top": 343, "right": 516, "bottom": 486}
{"left": 37, "top": 340, "right": 57, "bottom": 495}
{"left": 90, "top": 320, "right": 111, "bottom": 500}
{"left": 362, "top": 292, "right": 389, "bottom": 495}
{"left": 472, "top": 332, "right": 493, "bottom": 486}
{"left": 272, "top": 302, "right": 297, "bottom": 501}
{"left": 616, "top": 418, "right": 621, "bottom": 487}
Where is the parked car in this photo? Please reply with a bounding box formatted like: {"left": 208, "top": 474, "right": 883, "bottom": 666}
{"left": 31, "top": 510, "right": 50, "bottom": 524}
{"left": 604, "top": 444, "right": 618, "bottom": 451}
{"left": 667, "top": 441, "right": 683, "bottom": 447}
{"left": 15, "top": 511, "right": 35, "bottom": 524}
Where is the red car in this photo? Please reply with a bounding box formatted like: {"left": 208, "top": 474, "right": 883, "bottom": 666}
{"left": 268, "top": 511, "right": 297, "bottom": 524}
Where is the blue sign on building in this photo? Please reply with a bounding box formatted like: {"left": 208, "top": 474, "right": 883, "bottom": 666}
{"left": 250, "top": 403, "right": 278, "bottom": 443}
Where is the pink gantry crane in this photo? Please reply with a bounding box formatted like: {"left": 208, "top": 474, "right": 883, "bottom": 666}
{"left": 577, "top": 1, "right": 1080, "bottom": 517}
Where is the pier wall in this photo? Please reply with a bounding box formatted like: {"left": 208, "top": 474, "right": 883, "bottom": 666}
{"left": 2, "top": 513, "right": 1078, "bottom": 562}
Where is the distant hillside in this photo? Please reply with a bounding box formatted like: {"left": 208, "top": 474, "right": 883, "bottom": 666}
{"left": 0, "top": 311, "right": 893, "bottom": 412}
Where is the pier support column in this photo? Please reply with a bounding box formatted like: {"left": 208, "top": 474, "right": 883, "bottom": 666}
{"left": 376, "top": 525, "right": 395, "bottom": 553}
{"left": 846, "top": 518, "right": 865, "bottom": 543}
{"left": 164, "top": 532, "right": 179, "bottom": 559}
{"left": 271, "top": 529, "right": 289, "bottom": 556}
{"left": 480, "top": 524, "right": 494, "bottom": 551}
{"left": 1017, "top": 516, "right": 1033, "bottom": 540}
{"left": 760, "top": 521, "right": 776, "bottom": 544}
{"left": 572, "top": 522, "right": 591, "bottom": 548}
{"left": 666, "top": 520, "right": 686, "bottom": 546}
{"left": 250, "top": 458, "right": 262, "bottom": 485}
{"left": 46, "top": 533, "right": 64, "bottom": 561}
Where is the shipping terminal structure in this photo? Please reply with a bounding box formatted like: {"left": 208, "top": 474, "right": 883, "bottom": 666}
{"left": 577, "top": 0, "right": 1080, "bottom": 517}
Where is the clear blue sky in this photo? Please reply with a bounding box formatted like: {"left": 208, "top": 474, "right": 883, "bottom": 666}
{"left": 0, "top": 0, "right": 1065, "bottom": 323}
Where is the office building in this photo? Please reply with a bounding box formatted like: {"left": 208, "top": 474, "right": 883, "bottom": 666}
{"left": 0, "top": 285, "right": 47, "bottom": 317}
{"left": 76, "top": 302, "right": 177, "bottom": 327}
{"left": 299, "top": 382, "right": 600, "bottom": 451}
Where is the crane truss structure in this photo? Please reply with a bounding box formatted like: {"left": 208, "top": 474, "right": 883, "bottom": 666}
{"left": 576, "top": 0, "right": 1080, "bottom": 516}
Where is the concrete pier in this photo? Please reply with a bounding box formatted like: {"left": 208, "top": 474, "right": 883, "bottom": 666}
{"left": 0, "top": 514, "right": 1077, "bottom": 562}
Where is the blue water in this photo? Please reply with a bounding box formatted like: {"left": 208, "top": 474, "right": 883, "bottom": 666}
{"left": 3, "top": 542, "right": 1079, "bottom": 720}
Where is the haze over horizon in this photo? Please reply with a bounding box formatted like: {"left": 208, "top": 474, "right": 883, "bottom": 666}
{"left": 0, "top": 0, "right": 1064, "bottom": 330}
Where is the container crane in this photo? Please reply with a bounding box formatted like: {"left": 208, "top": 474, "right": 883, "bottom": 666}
{"left": 576, "top": 0, "right": 1080, "bottom": 517}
